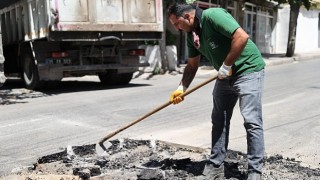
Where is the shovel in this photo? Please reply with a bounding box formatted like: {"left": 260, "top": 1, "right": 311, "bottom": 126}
{"left": 96, "top": 73, "right": 218, "bottom": 156}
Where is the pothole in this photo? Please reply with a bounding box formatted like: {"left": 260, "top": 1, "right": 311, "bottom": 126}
{"left": 2, "top": 139, "right": 320, "bottom": 180}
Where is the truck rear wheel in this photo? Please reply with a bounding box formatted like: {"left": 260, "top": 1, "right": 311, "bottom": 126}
{"left": 22, "top": 53, "right": 43, "bottom": 90}
{"left": 98, "top": 70, "right": 133, "bottom": 85}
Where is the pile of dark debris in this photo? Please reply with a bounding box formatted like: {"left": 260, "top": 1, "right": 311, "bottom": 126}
{"left": 2, "top": 139, "right": 320, "bottom": 180}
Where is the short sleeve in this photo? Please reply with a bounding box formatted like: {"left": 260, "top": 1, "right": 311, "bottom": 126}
{"left": 204, "top": 8, "right": 240, "bottom": 38}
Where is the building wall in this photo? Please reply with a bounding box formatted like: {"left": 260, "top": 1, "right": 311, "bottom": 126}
{"left": 296, "top": 7, "right": 320, "bottom": 52}
{"left": 274, "top": 6, "right": 290, "bottom": 53}
{"left": 168, "top": 1, "right": 320, "bottom": 62}
{"left": 275, "top": 5, "right": 320, "bottom": 53}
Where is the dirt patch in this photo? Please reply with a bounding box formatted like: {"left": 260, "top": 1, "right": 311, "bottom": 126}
{"left": 2, "top": 139, "right": 320, "bottom": 180}
{"left": 0, "top": 88, "right": 48, "bottom": 105}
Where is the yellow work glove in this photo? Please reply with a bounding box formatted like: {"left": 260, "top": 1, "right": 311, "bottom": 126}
{"left": 170, "top": 85, "right": 186, "bottom": 105}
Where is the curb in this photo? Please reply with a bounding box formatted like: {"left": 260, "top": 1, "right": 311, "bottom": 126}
{"left": 196, "top": 53, "right": 320, "bottom": 76}
{"left": 135, "top": 52, "right": 320, "bottom": 78}
{"left": 264, "top": 53, "right": 320, "bottom": 66}
{"left": 264, "top": 57, "right": 294, "bottom": 66}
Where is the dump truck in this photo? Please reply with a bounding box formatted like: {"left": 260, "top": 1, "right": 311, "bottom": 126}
{"left": 0, "top": 0, "right": 163, "bottom": 89}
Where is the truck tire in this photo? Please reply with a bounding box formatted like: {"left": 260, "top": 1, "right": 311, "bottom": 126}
{"left": 98, "top": 70, "right": 133, "bottom": 85}
{"left": 22, "top": 53, "right": 43, "bottom": 90}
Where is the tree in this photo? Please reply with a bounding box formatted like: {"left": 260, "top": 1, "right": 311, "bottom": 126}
{"left": 273, "top": 0, "right": 312, "bottom": 57}
{"left": 159, "top": 0, "right": 169, "bottom": 73}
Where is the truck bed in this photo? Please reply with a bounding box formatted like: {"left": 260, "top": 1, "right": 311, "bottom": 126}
{"left": 0, "top": 0, "right": 163, "bottom": 45}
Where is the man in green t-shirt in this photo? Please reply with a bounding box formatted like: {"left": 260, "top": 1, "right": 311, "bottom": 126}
{"left": 167, "top": 3, "right": 265, "bottom": 180}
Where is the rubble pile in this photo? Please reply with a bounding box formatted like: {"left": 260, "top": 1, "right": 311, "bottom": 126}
{"left": 2, "top": 139, "right": 320, "bottom": 180}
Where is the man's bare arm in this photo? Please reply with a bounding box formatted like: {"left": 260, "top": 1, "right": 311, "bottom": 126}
{"left": 180, "top": 55, "right": 200, "bottom": 88}
{"left": 224, "top": 28, "right": 249, "bottom": 66}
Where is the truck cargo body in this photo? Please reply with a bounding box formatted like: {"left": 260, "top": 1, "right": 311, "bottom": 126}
{"left": 0, "top": 0, "right": 163, "bottom": 89}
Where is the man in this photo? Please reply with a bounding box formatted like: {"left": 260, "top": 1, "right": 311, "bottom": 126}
{"left": 168, "top": 3, "right": 265, "bottom": 180}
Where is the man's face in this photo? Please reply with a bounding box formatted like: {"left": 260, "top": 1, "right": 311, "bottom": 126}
{"left": 169, "top": 13, "right": 194, "bottom": 32}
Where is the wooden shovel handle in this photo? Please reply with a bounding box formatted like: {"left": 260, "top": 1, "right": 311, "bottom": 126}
{"left": 98, "top": 73, "right": 218, "bottom": 150}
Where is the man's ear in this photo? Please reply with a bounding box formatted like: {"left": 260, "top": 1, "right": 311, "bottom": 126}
{"left": 184, "top": 13, "right": 190, "bottom": 20}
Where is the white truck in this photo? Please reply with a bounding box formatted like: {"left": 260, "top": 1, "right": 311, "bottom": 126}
{"left": 0, "top": 0, "right": 163, "bottom": 89}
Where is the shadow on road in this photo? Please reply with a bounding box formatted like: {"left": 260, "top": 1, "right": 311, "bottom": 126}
{"left": 0, "top": 79, "right": 151, "bottom": 105}
{"left": 44, "top": 81, "right": 150, "bottom": 94}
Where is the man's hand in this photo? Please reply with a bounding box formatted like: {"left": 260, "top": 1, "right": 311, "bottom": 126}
{"left": 170, "top": 85, "right": 186, "bottom": 105}
{"left": 218, "top": 63, "right": 232, "bottom": 79}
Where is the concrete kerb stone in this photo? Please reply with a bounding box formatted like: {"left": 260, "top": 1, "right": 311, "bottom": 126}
{"left": 264, "top": 57, "right": 294, "bottom": 66}
{"left": 264, "top": 52, "right": 320, "bottom": 66}
{"left": 134, "top": 51, "right": 320, "bottom": 79}
{"left": 294, "top": 53, "right": 320, "bottom": 62}
{"left": 188, "top": 52, "right": 320, "bottom": 76}
{"left": 133, "top": 71, "right": 154, "bottom": 80}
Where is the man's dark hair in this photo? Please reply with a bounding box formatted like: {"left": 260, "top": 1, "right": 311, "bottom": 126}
{"left": 167, "top": 3, "right": 196, "bottom": 18}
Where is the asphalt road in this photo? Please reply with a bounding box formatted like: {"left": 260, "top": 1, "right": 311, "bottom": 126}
{"left": 0, "top": 58, "right": 319, "bottom": 176}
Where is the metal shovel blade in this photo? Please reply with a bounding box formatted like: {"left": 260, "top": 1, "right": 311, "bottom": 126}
{"left": 95, "top": 74, "right": 218, "bottom": 156}
{"left": 95, "top": 141, "right": 113, "bottom": 156}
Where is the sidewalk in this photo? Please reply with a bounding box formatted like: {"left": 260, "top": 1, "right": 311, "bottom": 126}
{"left": 262, "top": 49, "right": 320, "bottom": 66}
{"left": 136, "top": 49, "right": 320, "bottom": 79}
{"left": 195, "top": 49, "right": 320, "bottom": 75}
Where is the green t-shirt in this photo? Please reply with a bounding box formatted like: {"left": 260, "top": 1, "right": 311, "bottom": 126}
{"left": 188, "top": 8, "right": 265, "bottom": 76}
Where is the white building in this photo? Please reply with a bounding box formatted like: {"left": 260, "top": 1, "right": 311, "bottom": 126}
{"left": 171, "top": 0, "right": 320, "bottom": 60}
{"left": 274, "top": 4, "right": 320, "bottom": 53}
{"left": 243, "top": 2, "right": 320, "bottom": 54}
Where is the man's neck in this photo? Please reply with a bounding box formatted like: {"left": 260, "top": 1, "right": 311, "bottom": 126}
{"left": 193, "top": 7, "right": 203, "bottom": 35}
